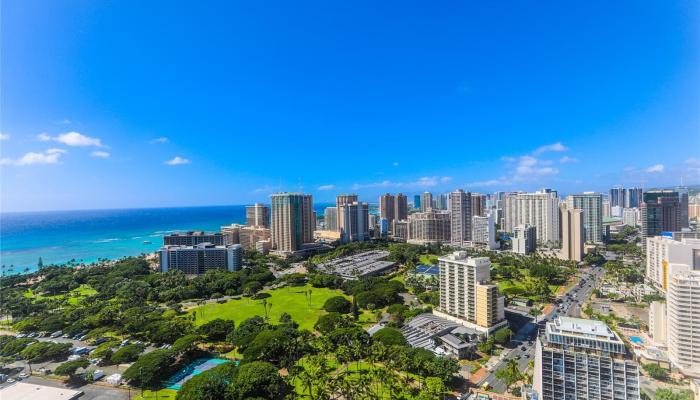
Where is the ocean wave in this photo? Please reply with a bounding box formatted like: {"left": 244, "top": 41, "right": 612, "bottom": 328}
{"left": 94, "top": 238, "right": 120, "bottom": 243}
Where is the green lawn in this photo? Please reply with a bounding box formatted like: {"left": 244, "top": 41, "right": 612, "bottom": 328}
{"left": 187, "top": 284, "right": 374, "bottom": 331}
{"left": 24, "top": 284, "right": 97, "bottom": 305}
{"left": 132, "top": 388, "right": 178, "bottom": 400}
{"left": 418, "top": 254, "right": 438, "bottom": 265}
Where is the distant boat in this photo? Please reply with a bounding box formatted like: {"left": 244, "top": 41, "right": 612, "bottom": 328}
{"left": 143, "top": 240, "right": 152, "bottom": 244}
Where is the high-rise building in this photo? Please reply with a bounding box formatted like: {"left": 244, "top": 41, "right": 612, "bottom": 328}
{"left": 622, "top": 208, "right": 638, "bottom": 227}
{"left": 324, "top": 207, "right": 338, "bottom": 231}
{"left": 338, "top": 201, "right": 370, "bottom": 243}
{"left": 689, "top": 203, "right": 700, "bottom": 222}
{"left": 436, "top": 193, "right": 448, "bottom": 210}
{"left": 379, "top": 218, "right": 389, "bottom": 238}
{"left": 395, "top": 193, "right": 408, "bottom": 221}
{"left": 648, "top": 301, "right": 667, "bottom": 346}
{"left": 610, "top": 187, "right": 626, "bottom": 208}
{"left": 566, "top": 192, "right": 604, "bottom": 243}
{"left": 560, "top": 207, "right": 584, "bottom": 261}
{"left": 450, "top": 189, "right": 472, "bottom": 247}
{"left": 164, "top": 231, "right": 225, "bottom": 246}
{"left": 435, "top": 252, "right": 506, "bottom": 334}
{"left": 666, "top": 270, "right": 700, "bottom": 376}
{"left": 534, "top": 316, "right": 640, "bottom": 400}
{"left": 379, "top": 193, "right": 395, "bottom": 228}
{"left": 677, "top": 186, "right": 690, "bottom": 229}
{"left": 159, "top": 243, "right": 243, "bottom": 274}
{"left": 471, "top": 193, "right": 487, "bottom": 217}
{"left": 392, "top": 220, "right": 408, "bottom": 242}
{"left": 472, "top": 213, "right": 498, "bottom": 250}
{"left": 626, "top": 187, "right": 643, "bottom": 208}
{"left": 270, "top": 192, "right": 315, "bottom": 254}
{"left": 245, "top": 203, "right": 271, "bottom": 228}
{"left": 407, "top": 210, "right": 451, "bottom": 245}
{"left": 645, "top": 236, "right": 700, "bottom": 292}
{"left": 413, "top": 194, "right": 421, "bottom": 210}
{"left": 421, "top": 191, "right": 434, "bottom": 211}
{"left": 602, "top": 200, "right": 611, "bottom": 218}
{"left": 503, "top": 190, "right": 559, "bottom": 244}
{"left": 512, "top": 224, "right": 536, "bottom": 255}
{"left": 221, "top": 224, "right": 271, "bottom": 249}
{"left": 641, "top": 190, "right": 680, "bottom": 248}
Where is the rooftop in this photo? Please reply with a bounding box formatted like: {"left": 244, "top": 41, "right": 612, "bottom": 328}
{"left": 0, "top": 382, "right": 82, "bottom": 400}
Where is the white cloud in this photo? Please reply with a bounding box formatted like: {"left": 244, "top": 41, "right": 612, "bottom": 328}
{"left": 37, "top": 133, "right": 51, "bottom": 141}
{"left": 392, "top": 161, "right": 399, "bottom": 167}
{"left": 58, "top": 118, "right": 71, "bottom": 124}
{"left": 351, "top": 176, "right": 452, "bottom": 190}
{"left": 467, "top": 179, "right": 505, "bottom": 187}
{"left": 533, "top": 142, "right": 568, "bottom": 155}
{"left": 559, "top": 156, "right": 579, "bottom": 164}
{"left": 317, "top": 184, "right": 336, "bottom": 191}
{"left": 645, "top": 164, "right": 665, "bottom": 173}
{"left": 165, "top": 156, "right": 191, "bottom": 165}
{"left": 91, "top": 151, "right": 110, "bottom": 158}
{"left": 54, "top": 131, "right": 104, "bottom": 147}
{"left": 149, "top": 137, "right": 169, "bottom": 144}
{"left": 0, "top": 133, "right": 9, "bottom": 141}
{"left": 2, "top": 148, "right": 67, "bottom": 166}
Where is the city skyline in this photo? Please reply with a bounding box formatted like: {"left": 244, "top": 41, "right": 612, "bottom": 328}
{"left": 2, "top": 1, "right": 699, "bottom": 212}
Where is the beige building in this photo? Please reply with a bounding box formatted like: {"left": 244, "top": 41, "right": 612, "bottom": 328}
{"left": 471, "top": 193, "right": 487, "bottom": 217}
{"left": 392, "top": 219, "right": 408, "bottom": 242}
{"left": 503, "top": 190, "right": 559, "bottom": 244}
{"left": 560, "top": 207, "right": 584, "bottom": 261}
{"left": 270, "top": 192, "right": 315, "bottom": 254}
{"left": 407, "top": 210, "right": 451, "bottom": 245}
{"left": 245, "top": 203, "right": 270, "bottom": 228}
{"left": 646, "top": 236, "right": 700, "bottom": 292}
{"left": 689, "top": 203, "right": 700, "bottom": 222}
{"left": 421, "top": 191, "right": 434, "bottom": 211}
{"left": 338, "top": 201, "right": 370, "bottom": 243}
{"left": 648, "top": 300, "right": 667, "bottom": 345}
{"left": 435, "top": 252, "right": 506, "bottom": 334}
{"left": 379, "top": 193, "right": 395, "bottom": 227}
{"left": 667, "top": 271, "right": 700, "bottom": 377}
{"left": 450, "top": 189, "right": 472, "bottom": 247}
{"left": 221, "top": 224, "right": 271, "bottom": 250}
{"left": 566, "top": 193, "right": 604, "bottom": 243}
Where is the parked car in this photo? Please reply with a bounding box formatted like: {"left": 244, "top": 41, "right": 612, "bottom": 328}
{"left": 18, "top": 373, "right": 29, "bottom": 379}
{"left": 94, "top": 338, "right": 109, "bottom": 345}
{"left": 50, "top": 331, "right": 63, "bottom": 338}
{"left": 91, "top": 370, "right": 105, "bottom": 381}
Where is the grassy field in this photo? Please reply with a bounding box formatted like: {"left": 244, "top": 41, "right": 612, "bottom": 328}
{"left": 187, "top": 284, "right": 374, "bottom": 331}
{"left": 133, "top": 388, "right": 178, "bottom": 400}
{"left": 24, "top": 284, "right": 97, "bottom": 305}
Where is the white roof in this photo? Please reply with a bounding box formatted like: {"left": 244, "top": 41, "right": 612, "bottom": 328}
{"left": 0, "top": 382, "right": 82, "bottom": 400}
{"left": 555, "top": 316, "right": 613, "bottom": 338}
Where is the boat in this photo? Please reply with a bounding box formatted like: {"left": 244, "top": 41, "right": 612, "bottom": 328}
{"left": 143, "top": 240, "right": 152, "bottom": 244}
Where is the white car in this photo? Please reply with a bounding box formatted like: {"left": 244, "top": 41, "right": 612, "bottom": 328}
{"left": 18, "top": 373, "right": 29, "bottom": 379}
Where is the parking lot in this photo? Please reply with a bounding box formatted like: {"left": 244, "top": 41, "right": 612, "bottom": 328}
{"left": 1, "top": 376, "right": 129, "bottom": 400}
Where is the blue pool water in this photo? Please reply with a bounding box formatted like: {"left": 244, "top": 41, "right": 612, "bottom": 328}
{"left": 415, "top": 264, "right": 439, "bottom": 275}
{"left": 165, "top": 358, "right": 231, "bottom": 390}
{"left": 630, "top": 336, "right": 643, "bottom": 345}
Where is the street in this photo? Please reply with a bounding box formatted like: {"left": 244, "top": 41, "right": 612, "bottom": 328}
{"left": 475, "top": 265, "right": 605, "bottom": 393}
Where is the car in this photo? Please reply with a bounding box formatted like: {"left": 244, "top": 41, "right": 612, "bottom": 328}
{"left": 6, "top": 378, "right": 15, "bottom": 383}
{"left": 78, "top": 335, "right": 88, "bottom": 341}
{"left": 91, "top": 370, "right": 105, "bottom": 381}
{"left": 68, "top": 355, "right": 82, "bottom": 361}
{"left": 50, "top": 331, "right": 63, "bottom": 338}
{"left": 16, "top": 333, "right": 26, "bottom": 338}
{"left": 94, "top": 338, "right": 109, "bottom": 345}
{"left": 521, "top": 346, "right": 526, "bottom": 351}
{"left": 524, "top": 354, "right": 530, "bottom": 358}
{"left": 18, "top": 373, "right": 29, "bottom": 379}
{"left": 27, "top": 333, "right": 37, "bottom": 338}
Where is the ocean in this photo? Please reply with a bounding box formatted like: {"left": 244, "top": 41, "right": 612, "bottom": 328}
{"left": 0, "top": 204, "right": 333, "bottom": 274}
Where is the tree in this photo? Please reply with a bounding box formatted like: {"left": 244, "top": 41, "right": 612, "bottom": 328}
{"left": 323, "top": 296, "right": 352, "bottom": 314}
{"left": 495, "top": 359, "right": 523, "bottom": 390}
{"left": 493, "top": 327, "right": 513, "bottom": 345}
{"left": 123, "top": 349, "right": 174, "bottom": 388}
{"left": 295, "top": 355, "right": 333, "bottom": 400}
{"left": 177, "top": 362, "right": 237, "bottom": 400}
{"left": 654, "top": 389, "right": 694, "bottom": 400}
{"left": 642, "top": 363, "right": 668, "bottom": 381}
{"left": 226, "top": 361, "right": 288, "bottom": 399}
{"left": 372, "top": 327, "right": 408, "bottom": 347}
{"left": 110, "top": 344, "right": 144, "bottom": 364}
{"left": 314, "top": 313, "right": 353, "bottom": 334}
{"left": 55, "top": 359, "right": 89, "bottom": 379}
{"left": 198, "top": 318, "right": 235, "bottom": 342}
{"left": 233, "top": 316, "right": 269, "bottom": 350}
{"left": 20, "top": 342, "right": 71, "bottom": 363}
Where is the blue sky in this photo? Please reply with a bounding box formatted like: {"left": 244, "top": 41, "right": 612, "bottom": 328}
{"left": 1, "top": 1, "right": 699, "bottom": 212}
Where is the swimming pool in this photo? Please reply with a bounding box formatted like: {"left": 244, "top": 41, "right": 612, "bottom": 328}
{"left": 165, "top": 358, "right": 231, "bottom": 390}
{"left": 629, "top": 336, "right": 644, "bottom": 345}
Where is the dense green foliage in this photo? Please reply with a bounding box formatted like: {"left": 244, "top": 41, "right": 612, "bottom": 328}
{"left": 323, "top": 296, "right": 352, "bottom": 314}
{"left": 372, "top": 327, "right": 408, "bottom": 347}
{"left": 110, "top": 343, "right": 144, "bottom": 364}
{"left": 55, "top": 359, "right": 90, "bottom": 377}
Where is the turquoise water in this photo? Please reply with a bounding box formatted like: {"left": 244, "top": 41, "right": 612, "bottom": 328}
{"left": 165, "top": 358, "right": 231, "bottom": 390}
{"left": 1, "top": 204, "right": 332, "bottom": 274}
{"left": 630, "top": 336, "right": 643, "bottom": 344}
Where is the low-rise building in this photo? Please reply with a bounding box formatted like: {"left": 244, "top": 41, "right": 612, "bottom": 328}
{"left": 159, "top": 243, "right": 243, "bottom": 274}
{"left": 315, "top": 250, "right": 396, "bottom": 280}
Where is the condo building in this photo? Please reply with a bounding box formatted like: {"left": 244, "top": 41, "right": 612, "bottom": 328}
{"left": 512, "top": 224, "right": 537, "bottom": 255}
{"left": 566, "top": 192, "right": 604, "bottom": 243}
{"left": 338, "top": 201, "right": 370, "bottom": 243}
{"left": 221, "top": 224, "right": 271, "bottom": 250}
{"left": 472, "top": 213, "right": 498, "bottom": 250}
{"left": 450, "top": 189, "right": 472, "bottom": 247}
{"left": 395, "top": 193, "right": 408, "bottom": 221}
{"left": 622, "top": 208, "right": 639, "bottom": 227}
{"left": 435, "top": 252, "right": 506, "bottom": 334}
{"left": 560, "top": 207, "right": 584, "bottom": 262}
{"left": 645, "top": 236, "right": 700, "bottom": 292}
{"left": 324, "top": 206, "right": 338, "bottom": 231}
{"left": 379, "top": 192, "right": 408, "bottom": 231}
{"left": 471, "top": 193, "right": 487, "bottom": 217}
{"left": 245, "top": 203, "right": 270, "bottom": 228}
{"left": 163, "top": 231, "right": 225, "bottom": 246}
{"left": 392, "top": 219, "right": 409, "bottom": 242}
{"left": 407, "top": 210, "right": 451, "bottom": 245}
{"left": 534, "top": 316, "right": 640, "bottom": 400}
{"left": 421, "top": 191, "right": 434, "bottom": 211}
{"left": 270, "top": 192, "right": 315, "bottom": 254}
{"left": 640, "top": 190, "right": 680, "bottom": 248}
{"left": 503, "top": 190, "right": 560, "bottom": 244}
{"left": 666, "top": 271, "right": 700, "bottom": 377}
{"left": 159, "top": 243, "right": 243, "bottom": 274}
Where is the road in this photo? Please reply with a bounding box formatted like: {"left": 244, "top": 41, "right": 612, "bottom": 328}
{"left": 475, "top": 265, "right": 605, "bottom": 392}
